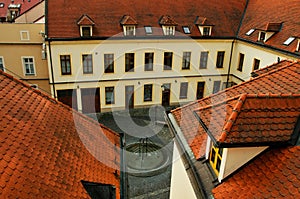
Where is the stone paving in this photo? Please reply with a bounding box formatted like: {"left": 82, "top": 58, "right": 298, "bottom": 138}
{"left": 96, "top": 107, "right": 175, "bottom": 199}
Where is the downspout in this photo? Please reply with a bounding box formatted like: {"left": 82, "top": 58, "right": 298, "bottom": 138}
{"left": 48, "top": 40, "right": 56, "bottom": 99}
{"left": 226, "top": 40, "right": 235, "bottom": 88}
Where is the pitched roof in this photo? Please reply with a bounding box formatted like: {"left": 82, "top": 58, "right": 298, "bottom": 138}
{"left": 46, "top": 0, "right": 247, "bottom": 38}
{"left": 194, "top": 94, "right": 300, "bottom": 147}
{"left": 251, "top": 60, "right": 293, "bottom": 77}
{"left": 238, "top": 0, "right": 300, "bottom": 52}
{"left": 77, "top": 14, "right": 95, "bottom": 26}
{"left": 171, "top": 60, "right": 300, "bottom": 159}
{"left": 212, "top": 146, "right": 300, "bottom": 198}
{"left": 0, "top": 0, "right": 41, "bottom": 18}
{"left": 0, "top": 71, "right": 120, "bottom": 198}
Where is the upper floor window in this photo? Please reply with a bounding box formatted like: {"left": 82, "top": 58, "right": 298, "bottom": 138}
{"left": 253, "top": 58, "right": 260, "bottom": 71}
{"left": 82, "top": 54, "right": 93, "bottom": 74}
{"left": 216, "top": 51, "right": 225, "bottom": 68}
{"left": 125, "top": 53, "right": 135, "bottom": 72}
{"left": 0, "top": 57, "right": 5, "bottom": 71}
{"left": 145, "top": 52, "right": 154, "bottom": 71}
{"left": 104, "top": 54, "right": 114, "bottom": 73}
{"left": 237, "top": 53, "right": 245, "bottom": 72}
{"left": 60, "top": 55, "right": 71, "bottom": 75}
{"left": 22, "top": 57, "right": 35, "bottom": 75}
{"left": 200, "top": 51, "right": 209, "bottom": 69}
{"left": 164, "top": 52, "right": 173, "bottom": 70}
{"left": 182, "top": 52, "right": 191, "bottom": 70}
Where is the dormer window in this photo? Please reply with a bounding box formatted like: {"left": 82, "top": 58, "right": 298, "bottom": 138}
{"left": 258, "top": 22, "right": 282, "bottom": 43}
{"left": 258, "top": 31, "right": 266, "bottom": 42}
{"left": 159, "top": 15, "right": 178, "bottom": 36}
{"left": 194, "top": 16, "right": 213, "bottom": 36}
{"left": 120, "top": 15, "right": 138, "bottom": 36}
{"left": 77, "top": 14, "right": 95, "bottom": 37}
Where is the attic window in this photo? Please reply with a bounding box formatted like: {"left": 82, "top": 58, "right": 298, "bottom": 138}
{"left": 258, "top": 31, "right": 266, "bottom": 42}
{"left": 182, "top": 26, "right": 190, "bottom": 34}
{"left": 123, "top": 25, "right": 136, "bottom": 36}
{"left": 297, "top": 40, "right": 300, "bottom": 52}
{"left": 159, "top": 15, "right": 177, "bottom": 36}
{"left": 77, "top": 15, "right": 95, "bottom": 37}
{"left": 163, "top": 26, "right": 175, "bottom": 36}
{"left": 120, "top": 15, "right": 138, "bottom": 36}
{"left": 144, "top": 26, "right": 152, "bottom": 34}
{"left": 0, "top": 3, "right": 4, "bottom": 8}
{"left": 198, "top": 26, "right": 212, "bottom": 36}
{"left": 246, "top": 29, "right": 255, "bottom": 36}
{"left": 283, "top": 37, "right": 295, "bottom": 45}
{"left": 80, "top": 26, "right": 92, "bottom": 37}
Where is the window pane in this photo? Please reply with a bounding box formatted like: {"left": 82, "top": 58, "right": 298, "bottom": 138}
{"left": 182, "top": 52, "right": 191, "bottom": 70}
{"left": 82, "top": 54, "right": 93, "bottom": 74}
{"left": 104, "top": 54, "right": 114, "bottom": 73}
{"left": 237, "top": 53, "right": 244, "bottom": 72}
{"left": 216, "top": 51, "right": 225, "bottom": 68}
{"left": 253, "top": 58, "right": 260, "bottom": 71}
{"left": 23, "top": 57, "right": 35, "bottom": 75}
{"left": 60, "top": 55, "right": 71, "bottom": 75}
{"left": 82, "top": 27, "right": 91, "bottom": 37}
{"left": 125, "top": 53, "right": 134, "bottom": 72}
{"left": 105, "top": 87, "right": 115, "bottom": 104}
{"left": 164, "top": 52, "right": 173, "bottom": 70}
{"left": 200, "top": 51, "right": 208, "bottom": 69}
{"left": 144, "top": 84, "right": 153, "bottom": 101}
{"left": 179, "top": 82, "right": 188, "bottom": 99}
{"left": 145, "top": 52, "right": 154, "bottom": 71}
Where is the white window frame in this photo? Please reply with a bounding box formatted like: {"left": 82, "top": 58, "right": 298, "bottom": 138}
{"left": 22, "top": 56, "right": 36, "bottom": 76}
{"left": 162, "top": 26, "right": 175, "bottom": 36}
{"left": 0, "top": 56, "right": 5, "bottom": 71}
{"left": 80, "top": 26, "right": 93, "bottom": 37}
{"left": 198, "top": 26, "right": 212, "bottom": 36}
{"left": 123, "top": 25, "right": 136, "bottom": 36}
{"left": 20, "top": 30, "right": 30, "bottom": 41}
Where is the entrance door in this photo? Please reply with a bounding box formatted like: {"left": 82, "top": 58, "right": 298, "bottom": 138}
{"left": 125, "top": 86, "right": 134, "bottom": 109}
{"left": 57, "top": 89, "right": 78, "bottom": 110}
{"left": 196, "top": 82, "right": 205, "bottom": 99}
{"left": 81, "top": 88, "right": 101, "bottom": 114}
{"left": 161, "top": 83, "right": 171, "bottom": 107}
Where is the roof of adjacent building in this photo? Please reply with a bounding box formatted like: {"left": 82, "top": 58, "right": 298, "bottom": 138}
{"left": 212, "top": 145, "right": 300, "bottom": 198}
{"left": 0, "top": 71, "right": 120, "bottom": 198}
{"left": 0, "top": 0, "right": 42, "bottom": 18}
{"left": 171, "top": 60, "right": 300, "bottom": 159}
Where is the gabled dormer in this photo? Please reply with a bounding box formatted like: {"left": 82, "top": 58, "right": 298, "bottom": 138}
{"left": 257, "top": 22, "right": 282, "bottom": 42}
{"left": 195, "top": 16, "right": 214, "bottom": 36}
{"left": 7, "top": 3, "right": 21, "bottom": 22}
{"left": 77, "top": 14, "right": 95, "bottom": 37}
{"left": 120, "top": 15, "right": 138, "bottom": 36}
{"left": 159, "top": 15, "right": 177, "bottom": 36}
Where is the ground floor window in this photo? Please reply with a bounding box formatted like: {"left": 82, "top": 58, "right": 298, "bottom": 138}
{"left": 105, "top": 87, "right": 115, "bottom": 104}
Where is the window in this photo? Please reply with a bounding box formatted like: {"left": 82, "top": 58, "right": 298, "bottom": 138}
{"left": 81, "top": 26, "right": 92, "bottom": 37}
{"left": 20, "top": 31, "right": 29, "bottom": 40}
{"left": 124, "top": 26, "right": 135, "bottom": 36}
{"left": 283, "top": 37, "right": 295, "bottom": 45}
{"left": 105, "top": 87, "right": 115, "bottom": 104}
{"left": 82, "top": 54, "right": 93, "bottom": 74}
{"left": 213, "top": 81, "right": 221, "bottom": 94}
{"left": 144, "top": 84, "right": 153, "bottom": 102}
{"left": 245, "top": 29, "right": 255, "bottom": 36}
{"left": 196, "top": 82, "right": 205, "bottom": 99}
{"left": 145, "top": 52, "right": 154, "bottom": 71}
{"left": 182, "top": 52, "right": 191, "bottom": 70}
{"left": 163, "top": 26, "right": 175, "bottom": 36}
{"left": 179, "top": 82, "right": 188, "bottom": 99}
{"left": 104, "top": 54, "right": 114, "bottom": 73}
{"left": 259, "top": 31, "right": 266, "bottom": 42}
{"left": 253, "top": 58, "right": 260, "bottom": 71}
{"left": 22, "top": 57, "right": 35, "bottom": 75}
{"left": 200, "top": 51, "right": 209, "bottom": 69}
{"left": 60, "top": 55, "right": 71, "bottom": 75}
{"left": 237, "top": 53, "right": 244, "bottom": 72}
{"left": 164, "top": 52, "right": 173, "bottom": 70}
{"left": 203, "top": 27, "right": 211, "bottom": 36}
{"left": 297, "top": 40, "right": 300, "bottom": 52}
{"left": 0, "top": 57, "right": 4, "bottom": 71}
{"left": 216, "top": 51, "right": 225, "bottom": 68}
{"left": 145, "top": 26, "right": 153, "bottom": 34}
{"left": 182, "top": 26, "right": 190, "bottom": 34}
{"left": 209, "top": 145, "right": 223, "bottom": 175}
{"left": 125, "top": 53, "right": 135, "bottom": 72}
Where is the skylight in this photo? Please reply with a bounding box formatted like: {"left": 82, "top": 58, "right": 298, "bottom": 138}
{"left": 145, "top": 26, "right": 152, "bottom": 34}
{"left": 246, "top": 29, "right": 255, "bottom": 36}
{"left": 0, "top": 3, "right": 4, "bottom": 8}
{"left": 182, "top": 26, "right": 190, "bottom": 34}
{"left": 283, "top": 37, "right": 295, "bottom": 45}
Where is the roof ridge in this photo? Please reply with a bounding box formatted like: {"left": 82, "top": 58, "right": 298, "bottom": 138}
{"left": 0, "top": 70, "right": 119, "bottom": 138}
{"left": 219, "top": 94, "right": 247, "bottom": 142}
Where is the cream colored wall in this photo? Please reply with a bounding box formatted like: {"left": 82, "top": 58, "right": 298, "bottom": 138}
{"left": 220, "top": 146, "right": 268, "bottom": 181}
{"left": 15, "top": 1, "right": 45, "bottom": 23}
{"left": 231, "top": 40, "right": 298, "bottom": 80}
{"left": 48, "top": 39, "right": 233, "bottom": 110}
{"left": 169, "top": 142, "right": 197, "bottom": 199}
{"left": 0, "top": 23, "right": 50, "bottom": 93}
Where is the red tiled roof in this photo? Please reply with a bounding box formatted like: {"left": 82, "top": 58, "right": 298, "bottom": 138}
{"left": 0, "top": 71, "right": 120, "bottom": 198}
{"left": 238, "top": 0, "right": 300, "bottom": 52}
{"left": 159, "top": 15, "right": 178, "bottom": 26}
{"left": 194, "top": 94, "right": 300, "bottom": 146}
{"left": 47, "top": 0, "right": 247, "bottom": 38}
{"left": 171, "top": 60, "right": 300, "bottom": 159}
{"left": 212, "top": 146, "right": 300, "bottom": 198}
{"left": 0, "top": 0, "right": 41, "bottom": 18}
{"left": 251, "top": 60, "right": 293, "bottom": 77}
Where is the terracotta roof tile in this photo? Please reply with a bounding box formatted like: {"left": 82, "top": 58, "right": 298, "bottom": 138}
{"left": 0, "top": 71, "right": 120, "bottom": 198}
{"left": 251, "top": 60, "right": 293, "bottom": 77}
{"left": 171, "top": 60, "right": 300, "bottom": 159}
{"left": 194, "top": 94, "right": 300, "bottom": 146}
{"left": 212, "top": 146, "right": 300, "bottom": 198}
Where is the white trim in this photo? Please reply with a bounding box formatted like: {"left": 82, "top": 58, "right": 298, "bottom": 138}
{"left": 123, "top": 25, "right": 136, "bottom": 36}
{"left": 198, "top": 26, "right": 212, "bottom": 36}
{"left": 80, "top": 26, "right": 93, "bottom": 37}
{"left": 218, "top": 148, "right": 228, "bottom": 182}
{"left": 162, "top": 25, "right": 175, "bottom": 36}
{"left": 205, "top": 136, "right": 211, "bottom": 159}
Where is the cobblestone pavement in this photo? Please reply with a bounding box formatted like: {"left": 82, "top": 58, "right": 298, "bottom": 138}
{"left": 95, "top": 108, "right": 174, "bottom": 199}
